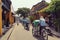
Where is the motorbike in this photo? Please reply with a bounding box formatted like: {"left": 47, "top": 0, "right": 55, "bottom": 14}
{"left": 24, "top": 23, "right": 29, "bottom": 31}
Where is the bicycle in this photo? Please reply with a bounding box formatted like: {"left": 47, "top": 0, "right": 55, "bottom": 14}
{"left": 40, "top": 27, "right": 48, "bottom": 40}
{"left": 32, "top": 25, "right": 40, "bottom": 37}
{"left": 24, "top": 23, "right": 29, "bottom": 31}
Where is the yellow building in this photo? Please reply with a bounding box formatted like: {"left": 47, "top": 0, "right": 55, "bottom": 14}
{"left": 30, "top": 0, "right": 49, "bottom": 22}
{"left": 0, "top": 0, "right": 2, "bottom": 36}
{"left": 31, "top": 0, "right": 48, "bottom": 14}
{"left": 0, "top": 0, "right": 15, "bottom": 36}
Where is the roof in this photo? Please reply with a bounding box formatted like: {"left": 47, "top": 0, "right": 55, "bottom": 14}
{"left": 38, "top": 6, "right": 49, "bottom": 13}
{"left": 31, "top": 1, "right": 49, "bottom": 13}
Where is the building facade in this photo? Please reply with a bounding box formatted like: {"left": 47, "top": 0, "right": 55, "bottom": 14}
{"left": 0, "top": 0, "right": 15, "bottom": 36}
{"left": 31, "top": 0, "right": 48, "bottom": 14}
{"left": 30, "top": 0, "right": 49, "bottom": 22}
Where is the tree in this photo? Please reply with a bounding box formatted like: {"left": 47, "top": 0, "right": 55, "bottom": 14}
{"left": 38, "top": 0, "right": 60, "bottom": 32}
{"left": 45, "top": 0, "right": 60, "bottom": 32}
{"left": 16, "top": 7, "right": 30, "bottom": 17}
{"left": 45, "top": 0, "right": 60, "bottom": 16}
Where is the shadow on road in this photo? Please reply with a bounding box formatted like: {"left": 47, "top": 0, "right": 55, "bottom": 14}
{"left": 33, "top": 35, "right": 45, "bottom": 40}
{"left": 48, "top": 31, "right": 60, "bottom": 38}
{"left": 52, "top": 33, "right": 60, "bottom": 38}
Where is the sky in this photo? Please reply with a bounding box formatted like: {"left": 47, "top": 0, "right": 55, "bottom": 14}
{"left": 11, "top": 0, "right": 51, "bottom": 11}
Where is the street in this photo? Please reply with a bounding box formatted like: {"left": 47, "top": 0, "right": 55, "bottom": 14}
{"left": 8, "top": 23, "right": 36, "bottom": 40}
{"left": 0, "top": 23, "right": 60, "bottom": 40}
{"left": 0, "top": 0, "right": 60, "bottom": 40}
{"left": 8, "top": 23, "right": 60, "bottom": 40}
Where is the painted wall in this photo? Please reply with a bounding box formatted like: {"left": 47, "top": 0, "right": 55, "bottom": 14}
{"left": 9, "top": 12, "right": 14, "bottom": 25}
{"left": 0, "top": 0, "right": 14, "bottom": 36}
{"left": 9, "top": 5, "right": 14, "bottom": 26}
{"left": 0, "top": 0, "right": 2, "bottom": 36}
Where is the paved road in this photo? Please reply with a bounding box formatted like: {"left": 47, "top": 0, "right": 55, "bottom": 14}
{"left": 1, "top": 23, "right": 59, "bottom": 40}
{"left": 9, "top": 23, "right": 36, "bottom": 40}
{"left": 8, "top": 23, "right": 60, "bottom": 40}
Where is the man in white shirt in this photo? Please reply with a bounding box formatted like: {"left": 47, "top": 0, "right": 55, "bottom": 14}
{"left": 40, "top": 16, "right": 47, "bottom": 35}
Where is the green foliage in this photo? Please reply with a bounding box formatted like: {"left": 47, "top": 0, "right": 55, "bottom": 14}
{"left": 16, "top": 7, "right": 30, "bottom": 17}
{"left": 42, "top": 0, "right": 60, "bottom": 15}
{"left": 38, "top": 0, "right": 60, "bottom": 15}
{"left": 45, "top": 5, "right": 55, "bottom": 14}
{"left": 47, "top": 1, "right": 60, "bottom": 19}
{"left": 38, "top": 0, "right": 60, "bottom": 32}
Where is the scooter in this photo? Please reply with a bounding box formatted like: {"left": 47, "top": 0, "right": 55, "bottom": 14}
{"left": 24, "top": 23, "right": 29, "bottom": 31}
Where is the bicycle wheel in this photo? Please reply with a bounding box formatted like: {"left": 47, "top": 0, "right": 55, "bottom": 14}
{"left": 32, "top": 28, "right": 35, "bottom": 36}
{"left": 32, "top": 27, "right": 37, "bottom": 36}
{"left": 41, "top": 29, "right": 48, "bottom": 40}
{"left": 24, "top": 23, "right": 26, "bottom": 29}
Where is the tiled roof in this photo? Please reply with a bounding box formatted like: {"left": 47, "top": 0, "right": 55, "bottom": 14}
{"left": 31, "top": 1, "right": 49, "bottom": 13}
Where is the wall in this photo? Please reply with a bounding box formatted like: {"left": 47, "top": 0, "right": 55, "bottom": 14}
{"left": 9, "top": 5, "right": 14, "bottom": 26}
{"left": 0, "top": 0, "right": 2, "bottom": 36}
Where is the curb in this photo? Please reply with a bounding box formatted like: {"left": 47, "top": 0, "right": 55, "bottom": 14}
{"left": 0, "top": 24, "right": 15, "bottom": 40}
{"left": 7, "top": 26, "right": 15, "bottom": 40}
{"left": 49, "top": 27, "right": 60, "bottom": 37}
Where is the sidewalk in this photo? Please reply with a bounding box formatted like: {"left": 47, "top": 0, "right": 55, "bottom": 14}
{"left": 49, "top": 27, "right": 60, "bottom": 37}
{"left": 0, "top": 23, "right": 16, "bottom": 40}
